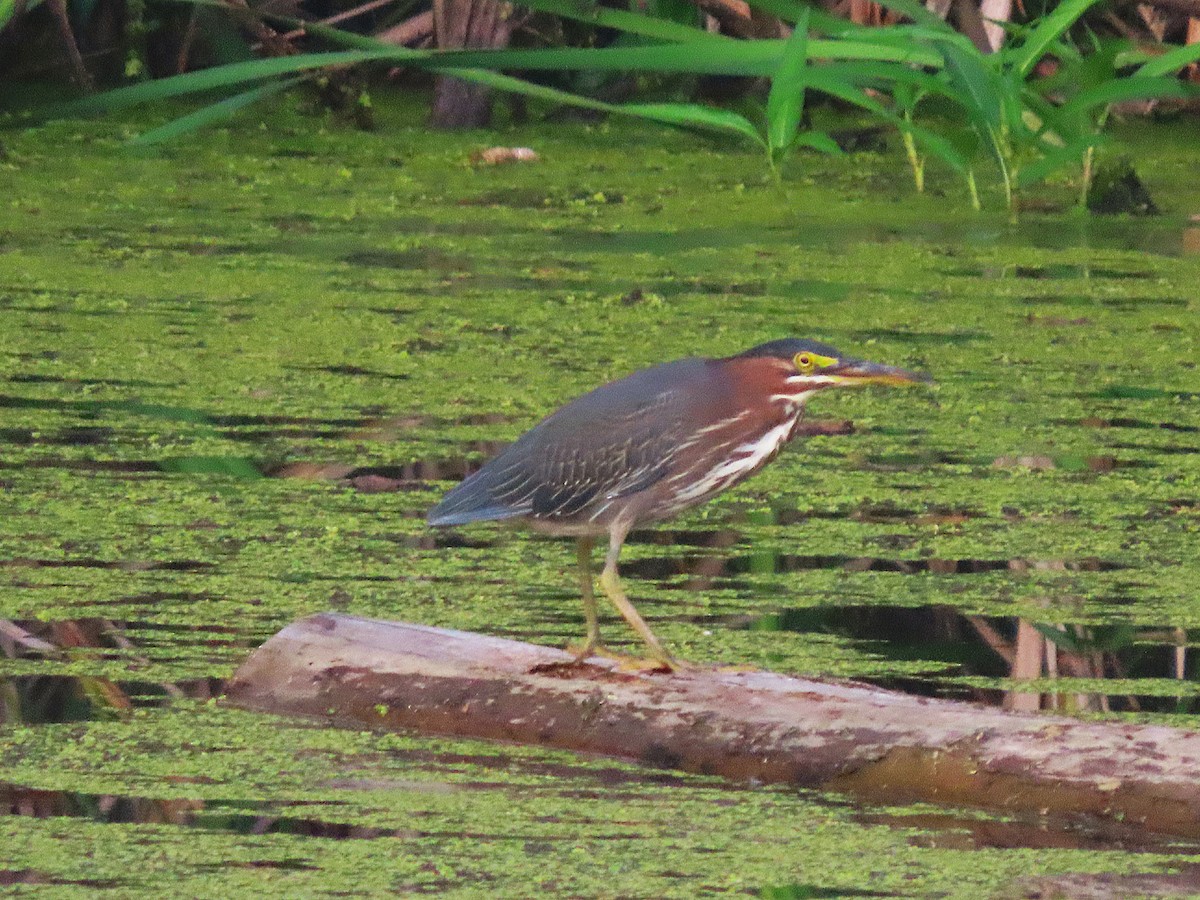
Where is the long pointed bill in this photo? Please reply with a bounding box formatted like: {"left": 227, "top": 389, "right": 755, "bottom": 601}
{"left": 824, "top": 358, "right": 932, "bottom": 387}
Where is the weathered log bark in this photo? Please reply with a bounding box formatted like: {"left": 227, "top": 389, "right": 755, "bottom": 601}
{"left": 227, "top": 613, "right": 1200, "bottom": 837}
{"left": 431, "top": 0, "right": 513, "bottom": 128}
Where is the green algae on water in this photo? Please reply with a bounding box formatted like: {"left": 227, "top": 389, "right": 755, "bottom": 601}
{"left": 1, "top": 95, "right": 1199, "bottom": 896}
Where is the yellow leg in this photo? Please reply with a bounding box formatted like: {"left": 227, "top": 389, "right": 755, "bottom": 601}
{"left": 598, "top": 526, "right": 678, "bottom": 670}
{"left": 574, "top": 537, "right": 602, "bottom": 657}
{"left": 568, "top": 538, "right": 624, "bottom": 663}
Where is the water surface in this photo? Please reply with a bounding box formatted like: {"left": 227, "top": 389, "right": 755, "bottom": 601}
{"left": 1, "top": 101, "right": 1199, "bottom": 896}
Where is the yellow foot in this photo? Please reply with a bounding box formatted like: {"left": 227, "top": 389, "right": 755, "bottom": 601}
{"left": 565, "top": 641, "right": 685, "bottom": 673}
{"left": 613, "top": 655, "right": 680, "bottom": 674}
{"left": 566, "top": 640, "right": 617, "bottom": 663}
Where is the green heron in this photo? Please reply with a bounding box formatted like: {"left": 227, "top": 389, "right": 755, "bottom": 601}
{"left": 427, "top": 338, "right": 929, "bottom": 668}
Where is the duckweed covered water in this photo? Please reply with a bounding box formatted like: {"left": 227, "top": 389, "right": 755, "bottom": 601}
{"left": 1, "top": 95, "right": 1200, "bottom": 895}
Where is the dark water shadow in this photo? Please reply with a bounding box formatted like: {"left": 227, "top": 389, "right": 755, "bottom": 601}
{"left": 761, "top": 886, "right": 895, "bottom": 899}
{"left": 946, "top": 263, "right": 1155, "bottom": 280}
{"left": 541, "top": 217, "right": 1200, "bottom": 260}
{"left": 742, "top": 604, "right": 1199, "bottom": 714}
{"left": 1, "top": 617, "right": 232, "bottom": 724}
{"left": 343, "top": 248, "right": 472, "bottom": 272}
{"left": 855, "top": 807, "right": 1200, "bottom": 853}
{"left": 617, "top": 519, "right": 1122, "bottom": 588}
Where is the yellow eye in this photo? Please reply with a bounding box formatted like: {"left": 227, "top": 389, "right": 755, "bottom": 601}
{"left": 794, "top": 353, "right": 815, "bottom": 373}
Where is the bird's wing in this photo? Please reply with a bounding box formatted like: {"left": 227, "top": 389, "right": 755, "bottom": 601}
{"left": 427, "top": 358, "right": 723, "bottom": 526}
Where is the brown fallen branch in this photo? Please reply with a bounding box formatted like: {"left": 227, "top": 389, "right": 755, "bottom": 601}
{"left": 226, "top": 0, "right": 295, "bottom": 57}
{"left": 377, "top": 10, "right": 435, "bottom": 46}
{"left": 268, "top": 0, "right": 415, "bottom": 46}
{"left": 0, "top": 619, "right": 59, "bottom": 655}
{"left": 227, "top": 614, "right": 1200, "bottom": 838}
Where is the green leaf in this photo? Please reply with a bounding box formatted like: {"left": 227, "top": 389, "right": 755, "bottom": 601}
{"left": 807, "top": 36, "right": 942, "bottom": 67}
{"left": 1058, "top": 75, "right": 1198, "bottom": 121}
{"left": 1010, "top": 0, "right": 1104, "bottom": 79}
{"left": 438, "top": 68, "right": 766, "bottom": 146}
{"left": 517, "top": 0, "right": 727, "bottom": 44}
{"left": 1019, "top": 85, "right": 1078, "bottom": 145}
{"left": 1030, "top": 623, "right": 1137, "bottom": 654}
{"left": 1, "top": 0, "right": 46, "bottom": 27}
{"left": 903, "top": 122, "right": 971, "bottom": 175}
{"left": 1034, "top": 39, "right": 1121, "bottom": 99}
{"left": 870, "top": 0, "right": 955, "bottom": 32}
{"left": 939, "top": 124, "right": 982, "bottom": 163}
{"left": 129, "top": 77, "right": 301, "bottom": 145}
{"left": 0, "top": 0, "right": 18, "bottom": 31}
{"left": 447, "top": 37, "right": 944, "bottom": 71}
{"left": 42, "top": 49, "right": 402, "bottom": 117}
{"left": 429, "top": 38, "right": 942, "bottom": 71}
{"left": 1014, "top": 132, "right": 1101, "bottom": 188}
{"left": 937, "top": 39, "right": 1003, "bottom": 131}
{"left": 767, "top": 8, "right": 810, "bottom": 153}
{"left": 425, "top": 42, "right": 782, "bottom": 76}
{"left": 821, "top": 58, "right": 963, "bottom": 102}
{"left": 621, "top": 101, "right": 766, "bottom": 145}
{"left": 793, "top": 131, "right": 844, "bottom": 155}
{"left": 644, "top": 0, "right": 699, "bottom": 26}
{"left": 1137, "top": 42, "right": 1200, "bottom": 78}
{"left": 802, "top": 67, "right": 970, "bottom": 173}
{"left": 745, "top": 0, "right": 859, "bottom": 34}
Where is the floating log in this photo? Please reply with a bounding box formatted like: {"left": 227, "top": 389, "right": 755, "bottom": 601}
{"left": 227, "top": 613, "right": 1200, "bottom": 837}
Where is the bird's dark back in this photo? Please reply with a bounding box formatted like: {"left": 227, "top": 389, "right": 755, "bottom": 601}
{"left": 426, "top": 357, "right": 729, "bottom": 527}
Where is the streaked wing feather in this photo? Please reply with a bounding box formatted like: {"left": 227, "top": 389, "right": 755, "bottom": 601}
{"left": 428, "top": 357, "right": 725, "bottom": 525}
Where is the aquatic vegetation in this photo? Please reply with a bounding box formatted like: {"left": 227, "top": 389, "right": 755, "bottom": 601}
{"left": 1, "top": 106, "right": 1199, "bottom": 892}
{"left": 33, "top": 0, "right": 1200, "bottom": 216}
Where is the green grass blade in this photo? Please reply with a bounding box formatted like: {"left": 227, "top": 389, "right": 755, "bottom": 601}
{"left": 822, "top": 58, "right": 965, "bottom": 101}
{"left": 859, "top": 23, "right": 972, "bottom": 51}
{"left": 1056, "top": 75, "right": 1199, "bottom": 120}
{"left": 430, "top": 38, "right": 941, "bottom": 71}
{"left": 426, "top": 42, "right": 782, "bottom": 75}
{"left": 1019, "top": 84, "right": 1078, "bottom": 143}
{"left": 128, "top": 77, "right": 301, "bottom": 145}
{"left": 1010, "top": 0, "right": 1103, "bottom": 79}
{"left": 517, "top": 0, "right": 730, "bottom": 43}
{"left": 870, "top": 0, "right": 955, "bottom": 32}
{"left": 937, "top": 39, "right": 1003, "bottom": 130}
{"left": 47, "top": 30, "right": 943, "bottom": 126}
{"left": 802, "top": 67, "right": 970, "bottom": 173}
{"left": 745, "top": 0, "right": 860, "bottom": 34}
{"left": 807, "top": 36, "right": 942, "bottom": 67}
{"left": 40, "top": 35, "right": 943, "bottom": 127}
{"left": 42, "top": 50, "right": 403, "bottom": 117}
{"left": 1014, "top": 132, "right": 1101, "bottom": 188}
{"left": 767, "top": 7, "right": 810, "bottom": 153}
{"left": 620, "top": 101, "right": 766, "bottom": 145}
{"left": 793, "top": 131, "right": 843, "bottom": 155}
{"left": 1137, "top": 42, "right": 1200, "bottom": 78}
{"left": 440, "top": 68, "right": 766, "bottom": 146}
{"left": 645, "top": 0, "right": 701, "bottom": 29}
{"left": 254, "top": 0, "right": 724, "bottom": 49}
{"left": 1, "top": 0, "right": 46, "bottom": 27}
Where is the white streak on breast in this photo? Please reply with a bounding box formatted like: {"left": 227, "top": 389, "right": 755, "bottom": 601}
{"left": 669, "top": 414, "right": 798, "bottom": 506}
